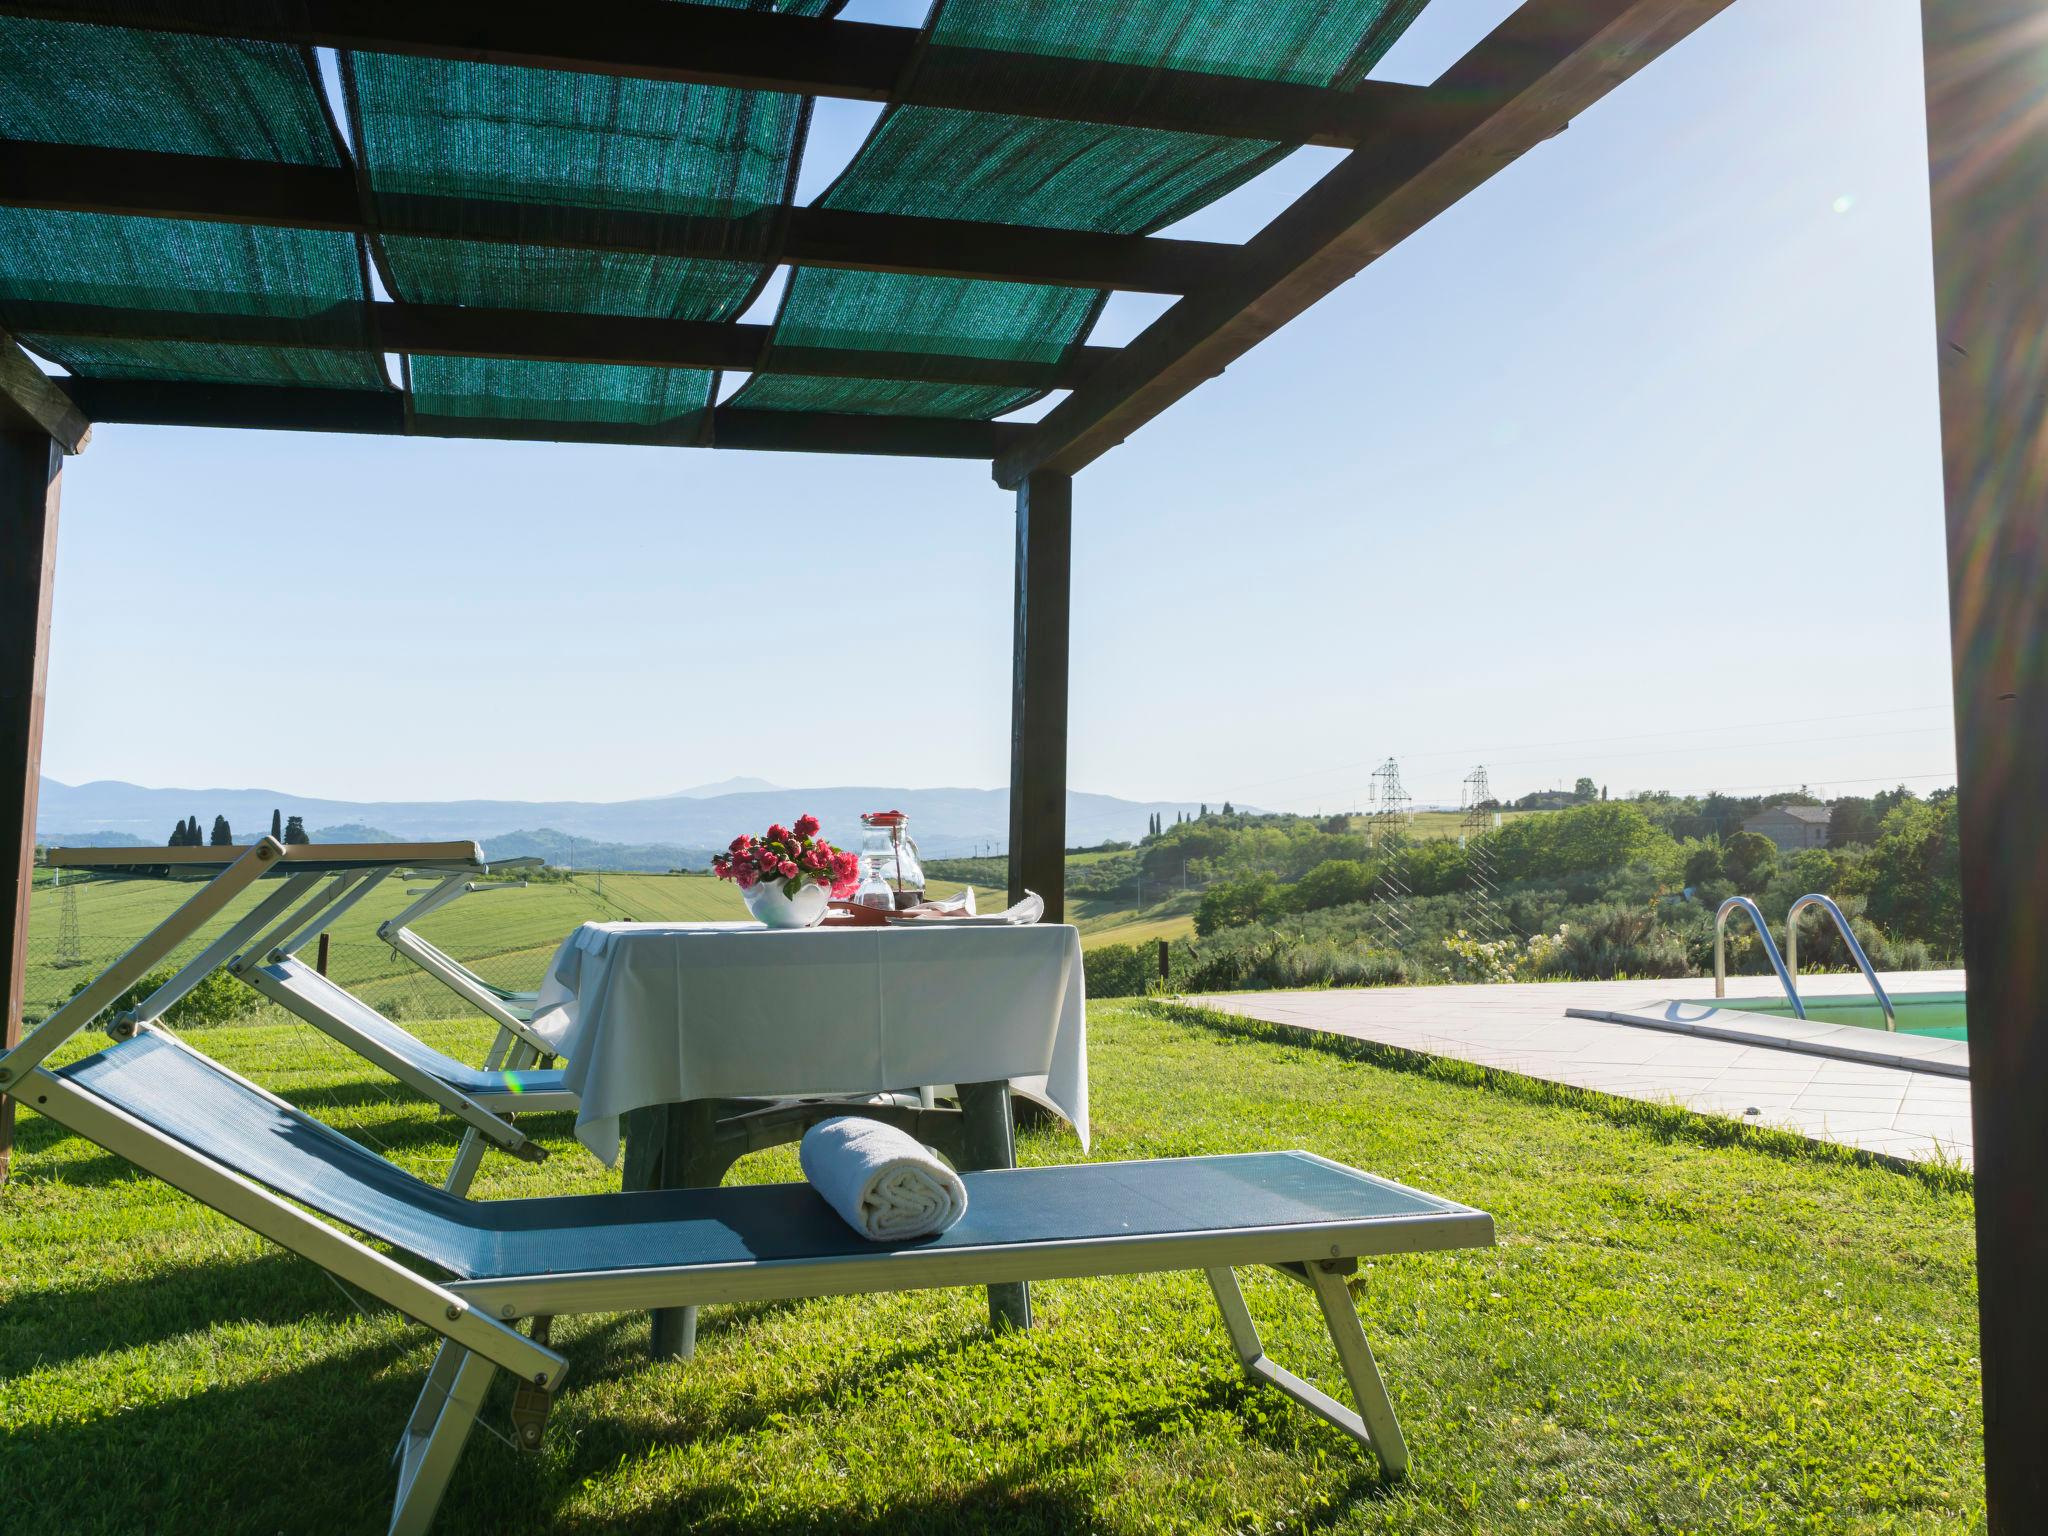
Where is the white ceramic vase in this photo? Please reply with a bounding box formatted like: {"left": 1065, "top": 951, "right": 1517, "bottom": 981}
{"left": 741, "top": 878, "right": 831, "bottom": 929}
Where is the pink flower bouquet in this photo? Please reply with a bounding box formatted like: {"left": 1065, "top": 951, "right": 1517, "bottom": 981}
{"left": 712, "top": 814, "right": 860, "bottom": 902}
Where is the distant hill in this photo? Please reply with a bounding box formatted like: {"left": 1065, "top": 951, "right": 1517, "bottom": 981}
{"left": 312, "top": 823, "right": 405, "bottom": 843}
{"left": 664, "top": 776, "right": 783, "bottom": 799}
{"left": 479, "top": 828, "right": 714, "bottom": 872}
{"left": 35, "top": 778, "right": 1212, "bottom": 859}
{"left": 36, "top": 830, "right": 152, "bottom": 849}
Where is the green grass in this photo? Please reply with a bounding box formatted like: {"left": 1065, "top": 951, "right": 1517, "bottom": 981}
{"left": 1078, "top": 907, "right": 1197, "bottom": 950}
{"left": 1, "top": 1000, "right": 1981, "bottom": 1533}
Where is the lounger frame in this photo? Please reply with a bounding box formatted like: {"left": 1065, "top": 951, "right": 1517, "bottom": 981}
{"left": 233, "top": 954, "right": 573, "bottom": 1184}
{"left": 24, "top": 1037, "right": 1488, "bottom": 1536}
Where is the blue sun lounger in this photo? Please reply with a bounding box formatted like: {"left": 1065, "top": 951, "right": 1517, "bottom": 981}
{"left": 34, "top": 839, "right": 573, "bottom": 1194}
{"left": 13, "top": 1020, "right": 1494, "bottom": 1535}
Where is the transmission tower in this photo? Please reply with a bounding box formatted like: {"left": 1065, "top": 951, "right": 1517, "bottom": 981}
{"left": 1460, "top": 765, "right": 1512, "bottom": 944}
{"left": 1365, "top": 758, "right": 1415, "bottom": 951}
{"left": 55, "top": 873, "right": 83, "bottom": 969}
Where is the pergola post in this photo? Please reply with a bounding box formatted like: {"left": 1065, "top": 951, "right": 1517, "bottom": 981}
{"left": 1008, "top": 470, "right": 1071, "bottom": 923}
{"left": 0, "top": 431, "right": 61, "bottom": 1184}
{"left": 1921, "top": 4, "right": 2048, "bottom": 1528}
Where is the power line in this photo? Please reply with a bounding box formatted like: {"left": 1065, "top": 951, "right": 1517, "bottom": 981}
{"left": 1221, "top": 703, "right": 1949, "bottom": 797}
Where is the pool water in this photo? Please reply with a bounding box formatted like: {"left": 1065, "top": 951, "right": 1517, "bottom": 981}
{"left": 1702, "top": 991, "right": 1966, "bottom": 1041}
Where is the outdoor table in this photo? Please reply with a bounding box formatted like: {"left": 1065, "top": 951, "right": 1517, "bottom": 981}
{"left": 529, "top": 919, "right": 1088, "bottom": 1357}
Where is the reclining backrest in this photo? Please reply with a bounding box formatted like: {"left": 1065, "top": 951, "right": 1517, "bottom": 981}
{"left": 53, "top": 1030, "right": 481, "bottom": 1274}
{"left": 251, "top": 956, "right": 481, "bottom": 1080}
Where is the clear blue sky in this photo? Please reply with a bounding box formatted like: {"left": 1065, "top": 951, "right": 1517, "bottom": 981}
{"left": 32, "top": 0, "right": 1956, "bottom": 812}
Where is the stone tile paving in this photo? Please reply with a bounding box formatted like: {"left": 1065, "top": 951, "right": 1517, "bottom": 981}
{"left": 1188, "top": 970, "right": 1973, "bottom": 1167}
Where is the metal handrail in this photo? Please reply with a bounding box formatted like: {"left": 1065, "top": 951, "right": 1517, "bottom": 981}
{"left": 1714, "top": 896, "right": 1805, "bottom": 1017}
{"left": 1785, "top": 893, "right": 1897, "bottom": 1032}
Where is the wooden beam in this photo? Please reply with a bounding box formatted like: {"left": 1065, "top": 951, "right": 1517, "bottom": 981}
{"left": 0, "top": 431, "right": 60, "bottom": 1184}
{"left": 0, "top": 331, "right": 90, "bottom": 454}
{"left": 1008, "top": 470, "right": 1071, "bottom": 925}
{"left": 708, "top": 409, "right": 1020, "bottom": 460}
{"left": 9, "top": 299, "right": 1113, "bottom": 391}
{"left": 1921, "top": 3, "right": 2048, "bottom": 1528}
{"left": 55, "top": 379, "right": 1022, "bottom": 458}
{"left": 0, "top": 140, "right": 1239, "bottom": 295}
{"left": 57, "top": 380, "right": 406, "bottom": 437}
{"left": 0, "top": 1, "right": 1421, "bottom": 148}
{"left": 992, "top": 0, "right": 1738, "bottom": 487}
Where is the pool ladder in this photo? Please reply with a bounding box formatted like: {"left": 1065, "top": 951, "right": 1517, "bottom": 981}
{"left": 1713, "top": 893, "right": 1897, "bottom": 1031}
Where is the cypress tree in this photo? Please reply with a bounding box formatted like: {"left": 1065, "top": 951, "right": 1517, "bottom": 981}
{"left": 211, "top": 814, "right": 232, "bottom": 846}
{"left": 271, "top": 808, "right": 283, "bottom": 840}
{"left": 167, "top": 820, "right": 183, "bottom": 847}
{"left": 283, "top": 815, "right": 310, "bottom": 846}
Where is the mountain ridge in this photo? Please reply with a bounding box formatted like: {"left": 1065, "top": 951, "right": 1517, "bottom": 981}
{"left": 35, "top": 776, "right": 1216, "bottom": 859}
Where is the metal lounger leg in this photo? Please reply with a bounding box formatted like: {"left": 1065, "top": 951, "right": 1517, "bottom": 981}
{"left": 443, "top": 1039, "right": 539, "bottom": 1194}
{"left": 1203, "top": 1265, "right": 1409, "bottom": 1478}
{"left": 390, "top": 1343, "right": 498, "bottom": 1536}
{"left": 442, "top": 1128, "right": 489, "bottom": 1197}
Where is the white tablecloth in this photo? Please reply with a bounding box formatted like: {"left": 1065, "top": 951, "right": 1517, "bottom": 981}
{"left": 529, "top": 920, "right": 1089, "bottom": 1165}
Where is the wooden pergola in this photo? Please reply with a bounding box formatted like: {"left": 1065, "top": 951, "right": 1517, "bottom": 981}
{"left": 0, "top": 1, "right": 2038, "bottom": 1525}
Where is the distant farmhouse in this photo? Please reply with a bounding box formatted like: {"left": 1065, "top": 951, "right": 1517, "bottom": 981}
{"left": 1741, "top": 804, "right": 1832, "bottom": 851}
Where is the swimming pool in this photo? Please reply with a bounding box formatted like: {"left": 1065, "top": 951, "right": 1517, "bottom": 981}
{"left": 1691, "top": 991, "right": 1966, "bottom": 1041}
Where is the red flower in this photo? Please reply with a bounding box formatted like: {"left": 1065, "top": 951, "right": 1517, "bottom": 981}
{"left": 780, "top": 859, "right": 799, "bottom": 878}
{"left": 793, "top": 813, "right": 820, "bottom": 840}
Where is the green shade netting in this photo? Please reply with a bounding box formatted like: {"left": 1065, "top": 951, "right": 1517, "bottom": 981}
{"left": 0, "top": 16, "right": 338, "bottom": 160}
{"left": 407, "top": 358, "right": 715, "bottom": 444}
{"left": 0, "top": 209, "right": 383, "bottom": 388}
{"left": 345, "top": 2, "right": 838, "bottom": 439}
{"left": 733, "top": 0, "right": 1425, "bottom": 418}
{"left": 0, "top": 19, "right": 382, "bottom": 388}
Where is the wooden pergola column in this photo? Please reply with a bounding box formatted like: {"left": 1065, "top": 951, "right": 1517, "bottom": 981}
{"left": 0, "top": 431, "right": 62, "bottom": 1184}
{"left": 1921, "top": 4, "right": 2048, "bottom": 1528}
{"left": 1008, "top": 469, "right": 1070, "bottom": 925}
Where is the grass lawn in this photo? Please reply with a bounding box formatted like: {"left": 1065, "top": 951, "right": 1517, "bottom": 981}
{"left": 1, "top": 1001, "right": 1981, "bottom": 1534}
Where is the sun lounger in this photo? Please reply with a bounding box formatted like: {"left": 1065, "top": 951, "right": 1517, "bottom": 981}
{"left": 366, "top": 859, "right": 549, "bottom": 1031}
{"left": 13, "top": 1020, "right": 1495, "bottom": 1535}
{"left": 22, "top": 839, "right": 559, "bottom": 1193}
{"left": 232, "top": 950, "right": 575, "bottom": 1186}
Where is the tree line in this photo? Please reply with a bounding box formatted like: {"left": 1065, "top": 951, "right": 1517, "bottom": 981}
{"left": 166, "top": 808, "right": 308, "bottom": 847}
{"left": 1084, "top": 787, "right": 1962, "bottom": 996}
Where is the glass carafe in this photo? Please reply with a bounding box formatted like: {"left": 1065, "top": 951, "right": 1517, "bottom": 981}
{"left": 860, "top": 810, "right": 925, "bottom": 909}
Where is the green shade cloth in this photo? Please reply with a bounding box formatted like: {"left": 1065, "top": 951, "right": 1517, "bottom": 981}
{"left": 733, "top": 0, "right": 1426, "bottom": 419}
{"left": 407, "top": 357, "right": 715, "bottom": 445}
{"left": 0, "top": 16, "right": 339, "bottom": 161}
{"left": 345, "top": 2, "right": 840, "bottom": 441}
{"left": 0, "top": 18, "right": 382, "bottom": 388}
{"left": 0, "top": 209, "right": 382, "bottom": 388}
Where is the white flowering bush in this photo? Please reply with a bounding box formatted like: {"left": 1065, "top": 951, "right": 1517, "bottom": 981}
{"left": 1439, "top": 930, "right": 1520, "bottom": 984}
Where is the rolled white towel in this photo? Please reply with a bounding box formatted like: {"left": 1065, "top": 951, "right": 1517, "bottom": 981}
{"left": 799, "top": 1115, "right": 968, "bottom": 1241}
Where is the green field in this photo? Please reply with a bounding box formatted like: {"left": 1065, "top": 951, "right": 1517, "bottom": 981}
{"left": 1, "top": 1001, "right": 1980, "bottom": 1532}
{"left": 21, "top": 870, "right": 997, "bottom": 1027}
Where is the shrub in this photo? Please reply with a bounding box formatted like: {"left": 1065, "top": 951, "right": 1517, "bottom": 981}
{"left": 1853, "top": 796, "right": 1963, "bottom": 957}
{"left": 1533, "top": 904, "right": 1691, "bottom": 980}
{"left": 1083, "top": 942, "right": 1160, "bottom": 999}
{"left": 1720, "top": 831, "right": 1779, "bottom": 891}
{"left": 1439, "top": 932, "right": 1520, "bottom": 984}
{"left": 1289, "top": 859, "right": 1376, "bottom": 913}
{"left": 1195, "top": 874, "right": 1285, "bottom": 936}
{"left": 67, "top": 965, "right": 260, "bottom": 1029}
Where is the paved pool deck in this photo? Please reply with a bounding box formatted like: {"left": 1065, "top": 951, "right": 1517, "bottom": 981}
{"left": 1187, "top": 970, "right": 1974, "bottom": 1168}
